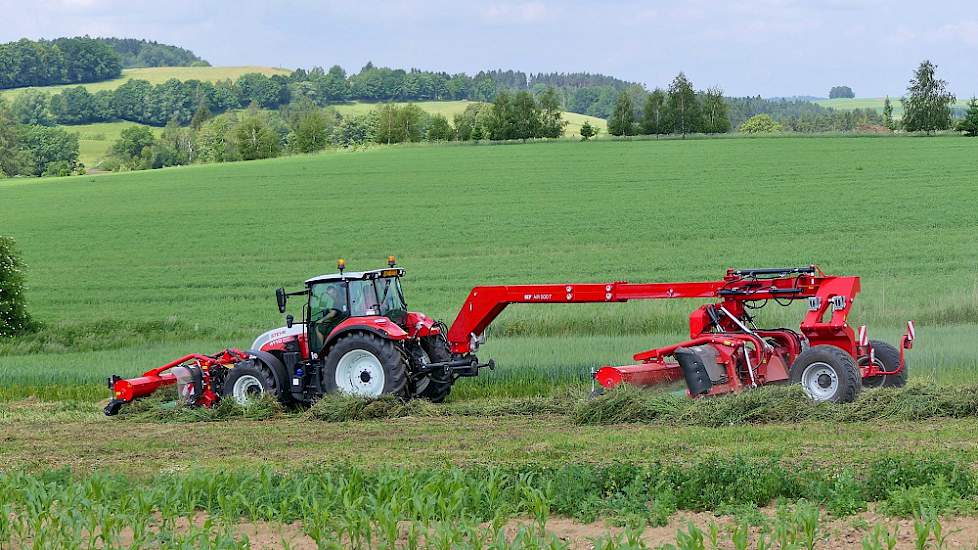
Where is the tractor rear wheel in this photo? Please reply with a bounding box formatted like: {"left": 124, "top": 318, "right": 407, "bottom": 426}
{"left": 789, "top": 345, "right": 861, "bottom": 403}
{"left": 416, "top": 335, "right": 453, "bottom": 403}
{"left": 221, "top": 362, "right": 275, "bottom": 405}
{"left": 322, "top": 332, "right": 408, "bottom": 398}
{"left": 860, "top": 340, "right": 907, "bottom": 388}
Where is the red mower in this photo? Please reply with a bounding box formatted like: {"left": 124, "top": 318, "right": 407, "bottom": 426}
{"left": 106, "top": 262, "right": 915, "bottom": 415}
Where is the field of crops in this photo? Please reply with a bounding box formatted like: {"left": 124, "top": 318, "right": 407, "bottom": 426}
{"left": 3, "top": 135, "right": 978, "bottom": 547}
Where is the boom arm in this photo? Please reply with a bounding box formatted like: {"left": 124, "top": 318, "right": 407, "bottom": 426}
{"left": 445, "top": 266, "right": 861, "bottom": 354}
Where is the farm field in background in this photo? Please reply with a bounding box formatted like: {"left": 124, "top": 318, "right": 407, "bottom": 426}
{"left": 4, "top": 134, "right": 978, "bottom": 547}
{"left": 814, "top": 96, "right": 971, "bottom": 116}
{"left": 0, "top": 65, "right": 290, "bottom": 101}
{"left": 51, "top": 98, "right": 606, "bottom": 166}
{"left": 1, "top": 136, "right": 977, "bottom": 403}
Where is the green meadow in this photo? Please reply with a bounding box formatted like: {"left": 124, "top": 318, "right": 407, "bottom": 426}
{"left": 1, "top": 135, "right": 976, "bottom": 402}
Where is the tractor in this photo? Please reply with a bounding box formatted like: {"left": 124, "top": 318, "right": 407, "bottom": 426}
{"left": 104, "top": 257, "right": 493, "bottom": 415}
{"left": 106, "top": 263, "right": 914, "bottom": 415}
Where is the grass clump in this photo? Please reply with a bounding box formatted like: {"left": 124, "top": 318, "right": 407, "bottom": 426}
{"left": 574, "top": 382, "right": 978, "bottom": 426}
{"left": 117, "top": 390, "right": 283, "bottom": 422}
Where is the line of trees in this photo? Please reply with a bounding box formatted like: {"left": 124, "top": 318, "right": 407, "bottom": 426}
{"left": 102, "top": 90, "right": 571, "bottom": 173}
{"left": 9, "top": 74, "right": 288, "bottom": 127}
{"left": 0, "top": 99, "right": 81, "bottom": 177}
{"left": 0, "top": 37, "right": 122, "bottom": 89}
{"left": 95, "top": 38, "right": 208, "bottom": 68}
{"left": 606, "top": 73, "right": 731, "bottom": 136}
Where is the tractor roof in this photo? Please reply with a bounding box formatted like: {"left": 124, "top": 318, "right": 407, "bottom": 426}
{"left": 305, "top": 267, "right": 404, "bottom": 285}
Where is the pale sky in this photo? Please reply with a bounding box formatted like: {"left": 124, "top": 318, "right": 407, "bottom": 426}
{"left": 2, "top": 0, "right": 976, "bottom": 98}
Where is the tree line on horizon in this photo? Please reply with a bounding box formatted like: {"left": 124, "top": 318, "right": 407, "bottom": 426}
{"left": 0, "top": 37, "right": 208, "bottom": 90}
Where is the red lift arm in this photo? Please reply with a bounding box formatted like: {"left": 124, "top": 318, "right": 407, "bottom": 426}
{"left": 446, "top": 266, "right": 860, "bottom": 355}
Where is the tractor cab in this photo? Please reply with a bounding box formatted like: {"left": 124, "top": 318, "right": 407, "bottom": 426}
{"left": 301, "top": 261, "right": 408, "bottom": 353}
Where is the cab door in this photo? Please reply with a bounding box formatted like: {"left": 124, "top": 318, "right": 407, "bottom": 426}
{"left": 307, "top": 281, "right": 350, "bottom": 354}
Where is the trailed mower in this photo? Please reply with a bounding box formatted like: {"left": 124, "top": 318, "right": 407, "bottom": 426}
{"left": 105, "top": 261, "right": 915, "bottom": 415}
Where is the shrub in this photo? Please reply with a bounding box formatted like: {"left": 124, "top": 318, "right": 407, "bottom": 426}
{"left": 0, "top": 236, "right": 35, "bottom": 337}
{"left": 738, "top": 114, "right": 783, "bottom": 134}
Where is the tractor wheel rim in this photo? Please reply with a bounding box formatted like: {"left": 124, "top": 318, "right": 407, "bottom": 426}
{"left": 232, "top": 375, "right": 264, "bottom": 404}
{"left": 801, "top": 362, "right": 838, "bottom": 401}
{"left": 859, "top": 356, "right": 887, "bottom": 387}
{"left": 336, "top": 349, "right": 385, "bottom": 397}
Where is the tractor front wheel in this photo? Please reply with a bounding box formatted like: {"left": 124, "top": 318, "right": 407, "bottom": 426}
{"left": 789, "top": 345, "right": 861, "bottom": 403}
{"left": 860, "top": 340, "right": 907, "bottom": 388}
{"left": 221, "top": 362, "right": 276, "bottom": 405}
{"left": 322, "top": 332, "right": 408, "bottom": 398}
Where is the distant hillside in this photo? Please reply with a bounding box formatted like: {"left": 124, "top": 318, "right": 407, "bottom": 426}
{"left": 95, "top": 38, "right": 208, "bottom": 68}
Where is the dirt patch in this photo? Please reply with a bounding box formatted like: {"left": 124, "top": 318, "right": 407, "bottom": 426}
{"left": 54, "top": 510, "right": 978, "bottom": 549}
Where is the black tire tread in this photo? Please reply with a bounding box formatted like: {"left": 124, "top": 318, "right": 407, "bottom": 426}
{"left": 417, "top": 334, "right": 453, "bottom": 403}
{"left": 220, "top": 362, "right": 275, "bottom": 403}
{"left": 322, "top": 332, "right": 408, "bottom": 398}
{"left": 789, "top": 345, "right": 861, "bottom": 403}
{"left": 861, "top": 339, "right": 907, "bottom": 388}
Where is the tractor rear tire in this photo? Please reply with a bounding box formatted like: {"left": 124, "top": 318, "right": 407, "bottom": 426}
{"left": 860, "top": 340, "right": 907, "bottom": 389}
{"left": 416, "top": 335, "right": 453, "bottom": 403}
{"left": 322, "top": 332, "right": 408, "bottom": 398}
{"left": 221, "top": 362, "right": 276, "bottom": 405}
{"left": 789, "top": 345, "right": 861, "bottom": 403}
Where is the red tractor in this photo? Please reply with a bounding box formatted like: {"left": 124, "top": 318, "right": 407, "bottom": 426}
{"left": 106, "top": 263, "right": 914, "bottom": 415}
{"left": 105, "top": 258, "right": 493, "bottom": 415}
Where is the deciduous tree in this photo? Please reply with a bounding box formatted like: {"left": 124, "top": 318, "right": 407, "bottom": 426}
{"left": 902, "top": 60, "right": 955, "bottom": 134}
{"left": 667, "top": 72, "right": 701, "bottom": 136}
{"left": 701, "top": 87, "right": 730, "bottom": 133}
{"left": 958, "top": 98, "right": 978, "bottom": 137}
{"left": 640, "top": 89, "right": 668, "bottom": 135}
{"left": 607, "top": 90, "right": 636, "bottom": 136}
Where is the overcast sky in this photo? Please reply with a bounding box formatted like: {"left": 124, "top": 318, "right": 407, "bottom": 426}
{"left": 2, "top": 0, "right": 976, "bottom": 98}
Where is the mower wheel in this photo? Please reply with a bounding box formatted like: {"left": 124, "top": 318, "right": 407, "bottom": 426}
{"left": 860, "top": 339, "right": 907, "bottom": 389}
{"left": 322, "top": 332, "right": 408, "bottom": 398}
{"left": 789, "top": 345, "right": 861, "bottom": 403}
{"left": 416, "top": 334, "right": 453, "bottom": 403}
{"left": 221, "top": 362, "right": 276, "bottom": 405}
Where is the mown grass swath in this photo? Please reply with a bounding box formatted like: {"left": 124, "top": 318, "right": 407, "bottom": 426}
{"left": 1, "top": 137, "right": 977, "bottom": 402}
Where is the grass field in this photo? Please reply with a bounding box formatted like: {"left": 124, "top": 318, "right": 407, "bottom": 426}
{"left": 3, "top": 134, "right": 978, "bottom": 546}
{"left": 0, "top": 66, "right": 290, "bottom": 102}
{"left": 69, "top": 120, "right": 162, "bottom": 167}
{"left": 1, "top": 135, "right": 976, "bottom": 402}
{"left": 814, "top": 96, "right": 972, "bottom": 117}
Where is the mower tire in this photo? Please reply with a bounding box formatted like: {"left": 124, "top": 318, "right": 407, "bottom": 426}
{"left": 247, "top": 349, "right": 292, "bottom": 404}
{"left": 416, "top": 334, "right": 454, "bottom": 403}
{"left": 221, "top": 362, "right": 276, "bottom": 405}
{"left": 322, "top": 332, "right": 408, "bottom": 398}
{"left": 789, "top": 345, "right": 861, "bottom": 403}
{"left": 860, "top": 339, "right": 907, "bottom": 389}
